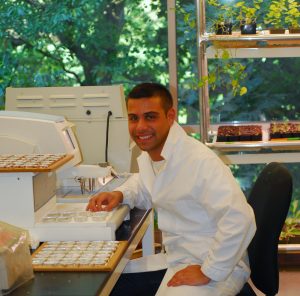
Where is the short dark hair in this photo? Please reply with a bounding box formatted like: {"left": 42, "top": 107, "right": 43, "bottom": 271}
{"left": 127, "top": 82, "right": 173, "bottom": 113}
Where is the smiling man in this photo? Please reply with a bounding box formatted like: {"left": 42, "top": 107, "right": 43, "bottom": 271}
{"left": 127, "top": 88, "right": 175, "bottom": 161}
{"left": 87, "top": 83, "right": 256, "bottom": 296}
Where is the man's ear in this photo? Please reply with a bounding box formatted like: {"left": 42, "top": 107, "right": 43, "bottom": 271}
{"left": 167, "top": 107, "right": 176, "bottom": 124}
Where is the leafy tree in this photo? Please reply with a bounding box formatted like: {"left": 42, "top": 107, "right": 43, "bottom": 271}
{"left": 0, "top": 0, "right": 168, "bottom": 108}
{"left": 176, "top": 1, "right": 199, "bottom": 125}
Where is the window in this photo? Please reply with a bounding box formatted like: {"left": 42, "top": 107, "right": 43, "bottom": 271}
{"left": 0, "top": 0, "right": 169, "bottom": 108}
{"left": 1, "top": 0, "right": 300, "bottom": 238}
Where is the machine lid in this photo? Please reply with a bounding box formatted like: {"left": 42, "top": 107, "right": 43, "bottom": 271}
{"left": 0, "top": 110, "right": 65, "bottom": 123}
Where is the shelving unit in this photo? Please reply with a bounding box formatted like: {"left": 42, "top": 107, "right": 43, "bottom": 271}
{"left": 196, "top": 0, "right": 300, "bottom": 164}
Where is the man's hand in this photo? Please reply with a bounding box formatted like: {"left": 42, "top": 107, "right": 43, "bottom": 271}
{"left": 167, "top": 265, "right": 211, "bottom": 287}
{"left": 86, "top": 191, "right": 123, "bottom": 212}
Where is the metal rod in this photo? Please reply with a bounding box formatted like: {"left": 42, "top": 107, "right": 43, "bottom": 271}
{"left": 196, "top": 0, "right": 209, "bottom": 143}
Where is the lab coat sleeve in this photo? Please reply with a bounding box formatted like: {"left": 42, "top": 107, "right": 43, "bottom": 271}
{"left": 115, "top": 173, "right": 152, "bottom": 210}
{"left": 199, "top": 158, "right": 256, "bottom": 282}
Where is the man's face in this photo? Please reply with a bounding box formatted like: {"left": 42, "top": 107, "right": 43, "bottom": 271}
{"left": 127, "top": 96, "right": 175, "bottom": 161}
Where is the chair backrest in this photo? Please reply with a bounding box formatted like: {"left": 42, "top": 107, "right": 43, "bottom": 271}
{"left": 247, "top": 162, "right": 293, "bottom": 295}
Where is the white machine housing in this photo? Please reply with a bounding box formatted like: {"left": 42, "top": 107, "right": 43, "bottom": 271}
{"left": 0, "top": 111, "right": 130, "bottom": 245}
{"left": 0, "top": 111, "right": 81, "bottom": 168}
{"left": 0, "top": 171, "right": 129, "bottom": 246}
{"left": 5, "top": 85, "right": 132, "bottom": 173}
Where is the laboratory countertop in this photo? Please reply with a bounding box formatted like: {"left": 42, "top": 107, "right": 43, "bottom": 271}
{"left": 8, "top": 208, "right": 151, "bottom": 296}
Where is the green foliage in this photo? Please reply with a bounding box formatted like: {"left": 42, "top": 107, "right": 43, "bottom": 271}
{"left": 198, "top": 48, "right": 248, "bottom": 97}
{"left": 175, "top": 1, "right": 199, "bottom": 124}
{"left": 207, "top": 0, "right": 236, "bottom": 21}
{"left": 280, "top": 200, "right": 300, "bottom": 241}
{"left": 285, "top": 0, "right": 300, "bottom": 28}
{"left": 205, "top": 0, "right": 299, "bottom": 31}
{"left": 0, "top": 0, "right": 168, "bottom": 106}
{"left": 177, "top": 1, "right": 300, "bottom": 125}
{"left": 209, "top": 57, "right": 300, "bottom": 123}
{"left": 264, "top": 0, "right": 288, "bottom": 28}
{"left": 207, "top": 0, "right": 237, "bottom": 32}
{"left": 235, "top": 0, "right": 263, "bottom": 24}
{"left": 264, "top": 0, "right": 300, "bottom": 28}
{"left": 179, "top": 4, "right": 248, "bottom": 98}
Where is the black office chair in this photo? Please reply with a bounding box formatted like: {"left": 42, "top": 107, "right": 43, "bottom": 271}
{"left": 237, "top": 162, "right": 293, "bottom": 296}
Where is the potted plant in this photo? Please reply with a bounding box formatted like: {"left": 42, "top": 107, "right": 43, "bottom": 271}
{"left": 207, "top": 0, "right": 236, "bottom": 35}
{"left": 285, "top": 0, "right": 300, "bottom": 33}
{"left": 235, "top": 0, "right": 263, "bottom": 34}
{"left": 214, "top": 18, "right": 233, "bottom": 35}
{"left": 264, "top": 0, "right": 287, "bottom": 34}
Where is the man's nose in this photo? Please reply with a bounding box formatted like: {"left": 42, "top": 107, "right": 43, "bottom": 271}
{"left": 136, "top": 118, "right": 147, "bottom": 130}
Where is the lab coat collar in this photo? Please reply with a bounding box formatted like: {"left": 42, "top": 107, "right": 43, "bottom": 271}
{"left": 136, "top": 121, "right": 186, "bottom": 198}
{"left": 137, "top": 121, "right": 184, "bottom": 164}
{"left": 136, "top": 121, "right": 185, "bottom": 195}
{"left": 160, "top": 121, "right": 185, "bottom": 161}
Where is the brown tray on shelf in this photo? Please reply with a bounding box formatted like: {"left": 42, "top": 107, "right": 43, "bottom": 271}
{"left": 32, "top": 241, "right": 128, "bottom": 272}
{"left": 0, "top": 154, "right": 73, "bottom": 172}
{"left": 207, "top": 123, "right": 300, "bottom": 151}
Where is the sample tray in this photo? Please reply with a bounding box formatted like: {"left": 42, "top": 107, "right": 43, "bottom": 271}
{"left": 0, "top": 154, "right": 73, "bottom": 172}
{"left": 32, "top": 240, "right": 127, "bottom": 272}
{"left": 33, "top": 198, "right": 130, "bottom": 241}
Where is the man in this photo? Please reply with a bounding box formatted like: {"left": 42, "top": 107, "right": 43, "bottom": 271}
{"left": 87, "top": 83, "right": 256, "bottom": 296}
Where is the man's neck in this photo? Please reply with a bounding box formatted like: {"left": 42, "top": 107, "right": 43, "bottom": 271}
{"left": 148, "top": 150, "right": 164, "bottom": 161}
{"left": 150, "top": 155, "right": 164, "bottom": 161}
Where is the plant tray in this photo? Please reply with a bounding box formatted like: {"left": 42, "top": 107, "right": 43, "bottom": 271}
{"left": 207, "top": 122, "right": 300, "bottom": 151}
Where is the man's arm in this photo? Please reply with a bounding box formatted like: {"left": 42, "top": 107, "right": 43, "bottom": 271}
{"left": 114, "top": 173, "right": 152, "bottom": 210}
{"left": 87, "top": 173, "right": 152, "bottom": 212}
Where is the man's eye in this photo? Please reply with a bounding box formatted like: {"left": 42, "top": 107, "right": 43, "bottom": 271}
{"left": 145, "top": 114, "right": 156, "bottom": 120}
{"left": 128, "top": 115, "right": 138, "bottom": 122}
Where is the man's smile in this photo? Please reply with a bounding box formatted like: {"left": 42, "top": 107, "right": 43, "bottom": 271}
{"left": 137, "top": 135, "right": 153, "bottom": 140}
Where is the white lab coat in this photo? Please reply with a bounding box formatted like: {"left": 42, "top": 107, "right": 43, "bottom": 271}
{"left": 117, "top": 122, "right": 256, "bottom": 282}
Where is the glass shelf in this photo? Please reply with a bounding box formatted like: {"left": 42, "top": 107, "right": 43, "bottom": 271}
{"left": 206, "top": 46, "right": 300, "bottom": 59}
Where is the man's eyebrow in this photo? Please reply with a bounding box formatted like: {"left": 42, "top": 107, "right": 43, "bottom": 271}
{"left": 128, "top": 111, "right": 159, "bottom": 116}
{"left": 144, "top": 111, "right": 159, "bottom": 115}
